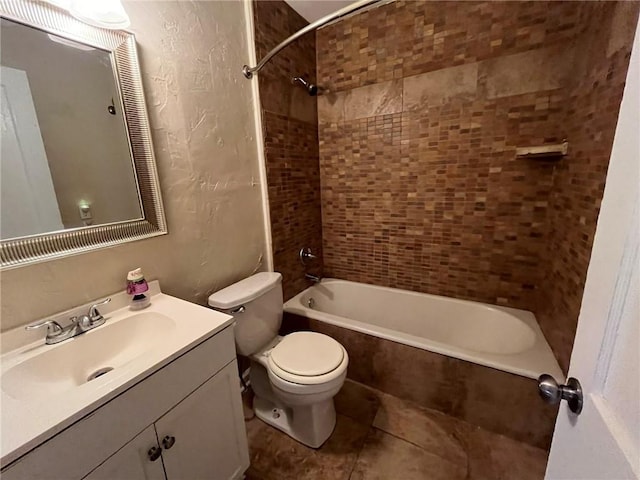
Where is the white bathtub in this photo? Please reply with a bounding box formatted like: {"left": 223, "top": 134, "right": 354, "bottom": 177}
{"left": 284, "top": 279, "right": 563, "bottom": 380}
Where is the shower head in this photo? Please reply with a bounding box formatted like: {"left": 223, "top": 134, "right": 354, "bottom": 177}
{"left": 292, "top": 76, "right": 318, "bottom": 96}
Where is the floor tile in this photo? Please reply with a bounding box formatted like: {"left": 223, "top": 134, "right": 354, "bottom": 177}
{"left": 464, "top": 427, "right": 549, "bottom": 480}
{"left": 350, "top": 428, "right": 467, "bottom": 480}
{"left": 245, "top": 384, "right": 548, "bottom": 480}
{"left": 373, "top": 392, "right": 469, "bottom": 467}
{"left": 245, "top": 414, "right": 369, "bottom": 480}
{"left": 334, "top": 379, "right": 381, "bottom": 426}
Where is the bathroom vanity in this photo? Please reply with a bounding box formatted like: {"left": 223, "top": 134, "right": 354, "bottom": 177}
{"left": 0, "top": 282, "right": 249, "bottom": 480}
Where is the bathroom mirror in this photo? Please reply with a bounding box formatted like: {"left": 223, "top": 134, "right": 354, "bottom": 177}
{"left": 0, "top": 1, "right": 166, "bottom": 269}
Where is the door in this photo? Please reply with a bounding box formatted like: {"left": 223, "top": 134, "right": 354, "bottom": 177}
{"left": 83, "top": 425, "right": 165, "bottom": 480}
{"left": 544, "top": 20, "right": 640, "bottom": 480}
{"left": 155, "top": 361, "right": 250, "bottom": 480}
{"left": 0, "top": 66, "right": 64, "bottom": 238}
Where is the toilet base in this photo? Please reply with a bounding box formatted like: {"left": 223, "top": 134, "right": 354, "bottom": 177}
{"left": 253, "top": 395, "right": 336, "bottom": 449}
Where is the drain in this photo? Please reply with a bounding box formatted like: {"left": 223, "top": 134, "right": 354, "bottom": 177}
{"left": 87, "top": 367, "right": 114, "bottom": 381}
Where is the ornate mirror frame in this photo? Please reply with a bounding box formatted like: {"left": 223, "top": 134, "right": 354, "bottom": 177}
{"left": 0, "top": 1, "right": 167, "bottom": 269}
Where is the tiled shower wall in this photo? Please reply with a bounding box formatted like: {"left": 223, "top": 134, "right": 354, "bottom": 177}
{"left": 537, "top": 2, "right": 639, "bottom": 371}
{"left": 316, "top": 1, "right": 637, "bottom": 371}
{"left": 253, "top": 1, "right": 323, "bottom": 300}
{"left": 316, "top": 1, "right": 582, "bottom": 311}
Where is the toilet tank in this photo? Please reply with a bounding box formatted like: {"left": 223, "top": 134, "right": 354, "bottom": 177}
{"left": 208, "top": 272, "right": 283, "bottom": 356}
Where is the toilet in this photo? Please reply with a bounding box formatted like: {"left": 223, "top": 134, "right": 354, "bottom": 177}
{"left": 208, "top": 272, "right": 348, "bottom": 448}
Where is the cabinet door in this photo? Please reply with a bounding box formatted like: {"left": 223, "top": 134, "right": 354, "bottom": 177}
{"left": 83, "top": 426, "right": 165, "bottom": 480}
{"left": 155, "top": 361, "right": 250, "bottom": 480}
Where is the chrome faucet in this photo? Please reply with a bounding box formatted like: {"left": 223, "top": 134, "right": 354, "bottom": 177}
{"left": 25, "top": 298, "right": 112, "bottom": 345}
{"left": 305, "top": 273, "right": 321, "bottom": 284}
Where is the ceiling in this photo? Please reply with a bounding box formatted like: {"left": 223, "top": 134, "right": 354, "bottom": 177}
{"left": 284, "top": 0, "right": 356, "bottom": 23}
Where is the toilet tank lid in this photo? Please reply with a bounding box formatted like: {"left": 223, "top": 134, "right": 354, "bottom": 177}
{"left": 208, "top": 272, "right": 282, "bottom": 309}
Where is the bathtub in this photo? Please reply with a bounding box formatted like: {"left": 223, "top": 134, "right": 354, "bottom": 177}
{"left": 284, "top": 278, "right": 563, "bottom": 380}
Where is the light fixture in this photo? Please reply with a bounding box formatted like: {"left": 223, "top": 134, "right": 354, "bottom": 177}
{"left": 69, "top": 0, "right": 130, "bottom": 30}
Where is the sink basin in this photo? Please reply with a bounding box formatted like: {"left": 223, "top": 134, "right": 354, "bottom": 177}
{"left": 2, "top": 312, "right": 176, "bottom": 400}
{"left": 1, "top": 283, "right": 234, "bottom": 466}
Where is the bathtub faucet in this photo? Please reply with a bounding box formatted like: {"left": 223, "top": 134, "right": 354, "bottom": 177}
{"left": 305, "top": 273, "right": 321, "bottom": 284}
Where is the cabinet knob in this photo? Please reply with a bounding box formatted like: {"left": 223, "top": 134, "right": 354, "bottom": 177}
{"left": 147, "top": 445, "right": 162, "bottom": 461}
{"left": 162, "top": 435, "right": 176, "bottom": 450}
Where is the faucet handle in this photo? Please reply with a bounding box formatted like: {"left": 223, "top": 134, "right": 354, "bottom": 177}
{"left": 88, "top": 298, "right": 111, "bottom": 322}
{"left": 25, "top": 319, "right": 63, "bottom": 337}
{"left": 299, "top": 247, "right": 317, "bottom": 265}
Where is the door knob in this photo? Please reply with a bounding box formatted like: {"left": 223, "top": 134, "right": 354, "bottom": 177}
{"left": 538, "top": 374, "right": 583, "bottom": 414}
{"left": 147, "top": 445, "right": 162, "bottom": 461}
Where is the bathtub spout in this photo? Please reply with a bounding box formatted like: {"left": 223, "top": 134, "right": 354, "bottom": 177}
{"left": 305, "top": 273, "right": 321, "bottom": 284}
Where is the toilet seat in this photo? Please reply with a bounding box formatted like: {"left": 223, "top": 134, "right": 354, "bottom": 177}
{"left": 267, "top": 332, "right": 348, "bottom": 386}
{"left": 271, "top": 332, "right": 344, "bottom": 376}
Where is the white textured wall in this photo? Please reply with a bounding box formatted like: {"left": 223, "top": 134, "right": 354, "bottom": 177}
{"left": 0, "top": 0, "right": 268, "bottom": 331}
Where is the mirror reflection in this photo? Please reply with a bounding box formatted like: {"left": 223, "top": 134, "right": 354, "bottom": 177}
{"left": 0, "top": 18, "right": 142, "bottom": 240}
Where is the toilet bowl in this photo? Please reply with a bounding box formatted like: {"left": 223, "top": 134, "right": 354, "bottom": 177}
{"left": 208, "top": 272, "right": 348, "bottom": 448}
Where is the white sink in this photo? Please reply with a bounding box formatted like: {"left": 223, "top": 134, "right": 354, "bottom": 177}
{"left": 2, "top": 312, "right": 176, "bottom": 400}
{"left": 0, "top": 281, "right": 234, "bottom": 466}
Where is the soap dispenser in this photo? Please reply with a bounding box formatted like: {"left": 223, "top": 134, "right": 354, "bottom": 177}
{"left": 126, "top": 267, "right": 151, "bottom": 310}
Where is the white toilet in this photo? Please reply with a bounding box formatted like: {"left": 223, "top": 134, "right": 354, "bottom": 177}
{"left": 208, "top": 272, "right": 348, "bottom": 448}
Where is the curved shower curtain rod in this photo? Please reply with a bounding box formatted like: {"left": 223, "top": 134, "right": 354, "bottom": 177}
{"left": 243, "top": 0, "right": 387, "bottom": 79}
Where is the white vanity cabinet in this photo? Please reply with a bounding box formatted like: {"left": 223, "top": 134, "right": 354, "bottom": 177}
{"left": 1, "top": 326, "right": 250, "bottom": 480}
{"left": 154, "top": 363, "right": 249, "bottom": 480}
{"left": 84, "top": 361, "right": 248, "bottom": 480}
{"left": 82, "top": 426, "right": 165, "bottom": 480}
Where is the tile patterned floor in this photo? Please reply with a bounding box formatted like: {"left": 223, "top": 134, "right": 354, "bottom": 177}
{"left": 245, "top": 380, "right": 548, "bottom": 480}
